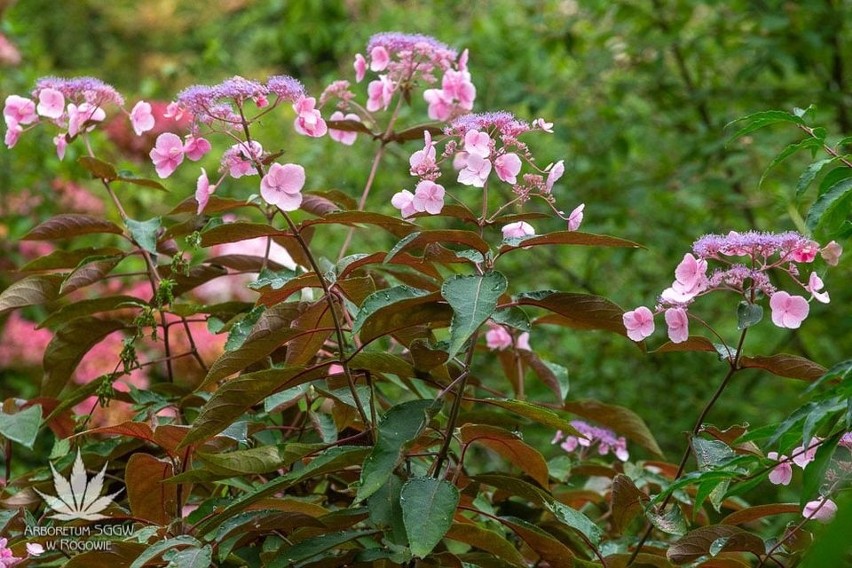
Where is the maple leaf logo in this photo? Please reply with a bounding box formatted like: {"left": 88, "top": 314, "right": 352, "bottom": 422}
{"left": 34, "top": 450, "right": 121, "bottom": 521}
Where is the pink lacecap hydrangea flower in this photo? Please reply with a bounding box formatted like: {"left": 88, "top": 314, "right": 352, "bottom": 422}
{"left": 802, "top": 496, "right": 837, "bottom": 523}
{"left": 184, "top": 135, "right": 211, "bottom": 161}
{"left": 791, "top": 436, "right": 821, "bottom": 469}
{"left": 494, "top": 152, "right": 522, "bottom": 184}
{"left": 545, "top": 160, "right": 565, "bottom": 192}
{"left": 391, "top": 189, "right": 417, "bottom": 218}
{"left": 149, "top": 132, "right": 185, "bottom": 178}
{"left": 567, "top": 203, "right": 584, "bottom": 232}
{"left": 260, "top": 163, "right": 306, "bottom": 211}
{"left": 366, "top": 75, "right": 394, "bottom": 112}
{"left": 293, "top": 96, "right": 327, "bottom": 138}
{"left": 622, "top": 307, "right": 654, "bottom": 341}
{"left": 195, "top": 168, "right": 215, "bottom": 215}
{"left": 766, "top": 451, "right": 793, "bottom": 485}
{"left": 502, "top": 221, "right": 535, "bottom": 240}
{"left": 412, "top": 180, "right": 445, "bottom": 214}
{"left": 769, "top": 291, "right": 809, "bottom": 329}
{"left": 328, "top": 111, "right": 360, "bottom": 145}
{"left": 485, "top": 324, "right": 513, "bottom": 351}
{"left": 130, "top": 100, "right": 155, "bottom": 136}
{"left": 664, "top": 307, "right": 689, "bottom": 344}
{"left": 457, "top": 153, "right": 492, "bottom": 187}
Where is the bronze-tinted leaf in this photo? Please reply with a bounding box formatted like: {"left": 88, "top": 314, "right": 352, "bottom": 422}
{"left": 517, "top": 291, "right": 627, "bottom": 336}
{"left": 0, "top": 274, "right": 65, "bottom": 315}
{"left": 739, "top": 354, "right": 826, "bottom": 381}
{"left": 21, "top": 214, "right": 123, "bottom": 241}
{"left": 460, "top": 424, "right": 550, "bottom": 488}
{"left": 720, "top": 503, "right": 800, "bottom": 525}
{"left": 667, "top": 525, "right": 764, "bottom": 565}
{"left": 497, "top": 516, "right": 574, "bottom": 568}
{"left": 126, "top": 453, "right": 178, "bottom": 524}
{"left": 78, "top": 156, "right": 118, "bottom": 181}
{"left": 498, "top": 231, "right": 642, "bottom": 256}
{"left": 42, "top": 318, "right": 127, "bottom": 397}
{"left": 60, "top": 256, "right": 124, "bottom": 295}
{"left": 200, "top": 222, "right": 287, "bottom": 247}
{"left": 611, "top": 474, "right": 649, "bottom": 534}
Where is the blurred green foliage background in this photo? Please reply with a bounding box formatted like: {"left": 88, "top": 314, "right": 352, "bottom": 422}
{"left": 1, "top": 0, "right": 849, "bottom": 462}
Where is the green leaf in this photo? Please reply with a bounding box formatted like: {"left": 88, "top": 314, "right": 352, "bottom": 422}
{"left": 736, "top": 301, "right": 763, "bottom": 330}
{"left": 806, "top": 176, "right": 852, "bottom": 231}
{"left": 0, "top": 274, "right": 65, "bottom": 316}
{"left": 271, "top": 529, "right": 375, "bottom": 567}
{"left": 443, "top": 272, "right": 507, "bottom": 359}
{"left": 491, "top": 306, "right": 531, "bottom": 331}
{"left": 692, "top": 438, "right": 736, "bottom": 470}
{"left": 648, "top": 504, "right": 688, "bottom": 536}
{"left": 78, "top": 156, "right": 118, "bottom": 180}
{"left": 21, "top": 214, "right": 123, "bottom": 241}
{"left": 546, "top": 499, "right": 602, "bottom": 545}
{"left": 223, "top": 305, "right": 265, "bottom": 351}
{"left": 352, "top": 285, "right": 430, "bottom": 334}
{"left": 401, "top": 477, "right": 460, "bottom": 558}
{"left": 164, "top": 545, "right": 212, "bottom": 568}
{"left": 801, "top": 432, "right": 839, "bottom": 508}
{"left": 42, "top": 318, "right": 126, "bottom": 397}
{"left": 563, "top": 399, "right": 663, "bottom": 456}
{"left": 129, "top": 536, "right": 202, "bottom": 568}
{"left": 726, "top": 110, "right": 804, "bottom": 143}
{"left": 758, "top": 137, "right": 822, "bottom": 189}
{"left": 196, "top": 446, "right": 291, "bottom": 475}
{"left": 0, "top": 404, "right": 42, "bottom": 448}
{"left": 248, "top": 267, "right": 298, "bottom": 290}
{"left": 125, "top": 217, "right": 161, "bottom": 256}
{"left": 367, "top": 473, "right": 407, "bottom": 545}
{"left": 796, "top": 158, "right": 836, "bottom": 199}
{"left": 357, "top": 399, "right": 435, "bottom": 501}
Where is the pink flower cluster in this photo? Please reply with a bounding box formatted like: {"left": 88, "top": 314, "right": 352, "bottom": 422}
{"left": 4, "top": 76, "right": 154, "bottom": 158}
{"left": 0, "top": 537, "right": 21, "bottom": 567}
{"left": 552, "top": 421, "right": 629, "bottom": 462}
{"left": 350, "top": 32, "right": 473, "bottom": 120}
{"left": 393, "top": 112, "right": 581, "bottom": 232}
{"left": 623, "top": 231, "right": 842, "bottom": 343}
{"left": 767, "top": 434, "right": 851, "bottom": 523}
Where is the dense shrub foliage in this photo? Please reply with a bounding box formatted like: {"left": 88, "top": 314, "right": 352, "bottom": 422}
{"left": 0, "top": 3, "right": 850, "bottom": 567}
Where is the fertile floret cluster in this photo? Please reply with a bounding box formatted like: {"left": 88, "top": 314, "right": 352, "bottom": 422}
{"left": 552, "top": 421, "right": 629, "bottom": 462}
{"left": 4, "top": 76, "right": 151, "bottom": 158}
{"left": 623, "top": 231, "right": 842, "bottom": 343}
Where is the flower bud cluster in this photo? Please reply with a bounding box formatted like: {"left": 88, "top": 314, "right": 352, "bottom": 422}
{"left": 623, "top": 231, "right": 842, "bottom": 343}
